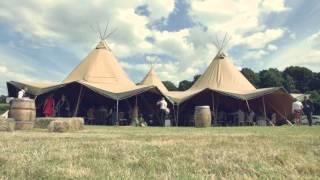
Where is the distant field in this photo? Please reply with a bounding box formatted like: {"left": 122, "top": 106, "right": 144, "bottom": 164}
{"left": 0, "top": 103, "right": 9, "bottom": 114}
{"left": 0, "top": 126, "right": 319, "bottom": 179}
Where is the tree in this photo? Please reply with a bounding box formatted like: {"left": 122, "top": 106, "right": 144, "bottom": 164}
{"left": 241, "top": 68, "right": 260, "bottom": 88}
{"left": 309, "top": 72, "right": 320, "bottom": 91}
{"left": 178, "top": 80, "right": 193, "bottom": 91}
{"left": 308, "top": 90, "right": 320, "bottom": 115}
{"left": 283, "top": 74, "right": 296, "bottom": 93}
{"left": 259, "top": 68, "right": 284, "bottom": 88}
{"left": 0, "top": 95, "right": 6, "bottom": 104}
{"left": 162, "top": 81, "right": 178, "bottom": 91}
{"left": 283, "top": 66, "right": 313, "bottom": 93}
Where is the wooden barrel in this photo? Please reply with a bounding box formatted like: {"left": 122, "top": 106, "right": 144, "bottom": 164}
{"left": 9, "top": 99, "right": 36, "bottom": 122}
{"left": 194, "top": 106, "right": 212, "bottom": 127}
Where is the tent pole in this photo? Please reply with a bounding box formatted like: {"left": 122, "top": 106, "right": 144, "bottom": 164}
{"left": 172, "top": 104, "right": 176, "bottom": 126}
{"left": 262, "top": 96, "right": 274, "bottom": 126}
{"left": 73, "top": 85, "right": 83, "bottom": 117}
{"left": 177, "top": 104, "right": 179, "bottom": 126}
{"left": 266, "top": 101, "right": 293, "bottom": 126}
{"left": 245, "top": 100, "right": 251, "bottom": 111}
{"left": 116, "top": 99, "right": 119, "bottom": 126}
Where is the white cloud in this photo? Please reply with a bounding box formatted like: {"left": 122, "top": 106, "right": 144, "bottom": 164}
{"left": 242, "top": 28, "right": 285, "bottom": 49}
{"left": 261, "top": 0, "right": 289, "bottom": 12}
{"left": 0, "top": 66, "right": 7, "bottom": 73}
{"left": 267, "top": 44, "right": 278, "bottom": 51}
{"left": 244, "top": 50, "right": 269, "bottom": 60}
{"left": 269, "top": 31, "right": 320, "bottom": 71}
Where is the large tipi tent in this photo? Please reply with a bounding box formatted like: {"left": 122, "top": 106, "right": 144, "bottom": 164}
{"left": 165, "top": 42, "right": 293, "bottom": 125}
{"left": 7, "top": 40, "right": 166, "bottom": 121}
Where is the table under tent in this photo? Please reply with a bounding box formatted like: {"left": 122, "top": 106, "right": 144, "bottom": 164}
{"left": 7, "top": 40, "right": 173, "bottom": 126}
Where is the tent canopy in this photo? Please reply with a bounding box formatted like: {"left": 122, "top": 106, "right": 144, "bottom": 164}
{"left": 140, "top": 66, "right": 168, "bottom": 93}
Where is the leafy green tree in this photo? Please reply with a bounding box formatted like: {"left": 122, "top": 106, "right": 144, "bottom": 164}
{"left": 0, "top": 95, "right": 6, "bottom": 104}
{"left": 283, "top": 66, "right": 313, "bottom": 93}
{"left": 283, "top": 74, "right": 296, "bottom": 93}
{"left": 162, "top": 81, "right": 178, "bottom": 91}
{"left": 308, "top": 90, "right": 320, "bottom": 114}
{"left": 178, "top": 80, "right": 193, "bottom": 91}
{"left": 259, "top": 68, "right": 284, "bottom": 88}
{"left": 309, "top": 73, "right": 320, "bottom": 91}
{"left": 241, "top": 68, "right": 260, "bottom": 88}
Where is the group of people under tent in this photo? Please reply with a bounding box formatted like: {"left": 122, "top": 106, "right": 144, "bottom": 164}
{"left": 214, "top": 109, "right": 277, "bottom": 126}
{"left": 179, "top": 106, "right": 278, "bottom": 127}
{"left": 18, "top": 87, "right": 71, "bottom": 117}
{"left": 16, "top": 87, "right": 171, "bottom": 126}
{"left": 14, "top": 87, "right": 316, "bottom": 126}
{"left": 292, "top": 96, "right": 314, "bottom": 126}
{"left": 84, "top": 97, "right": 170, "bottom": 126}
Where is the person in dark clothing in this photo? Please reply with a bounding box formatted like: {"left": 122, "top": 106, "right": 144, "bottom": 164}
{"left": 56, "top": 95, "right": 70, "bottom": 117}
{"left": 303, "top": 96, "right": 314, "bottom": 126}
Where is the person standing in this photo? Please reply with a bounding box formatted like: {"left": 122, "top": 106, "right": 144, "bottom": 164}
{"left": 292, "top": 98, "right": 303, "bottom": 125}
{"left": 157, "top": 97, "right": 167, "bottom": 126}
{"left": 55, "top": 95, "right": 70, "bottom": 117}
{"left": 43, "top": 94, "right": 55, "bottom": 117}
{"left": 17, "top": 87, "right": 28, "bottom": 99}
{"left": 303, "top": 96, "right": 314, "bottom": 126}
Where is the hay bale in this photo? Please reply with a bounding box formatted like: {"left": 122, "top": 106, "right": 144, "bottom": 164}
{"left": 34, "top": 118, "right": 55, "bottom": 129}
{"left": 15, "top": 121, "right": 34, "bottom": 130}
{"left": 0, "top": 118, "right": 15, "bottom": 132}
{"left": 48, "top": 118, "right": 84, "bottom": 133}
{"left": 48, "top": 120, "right": 69, "bottom": 132}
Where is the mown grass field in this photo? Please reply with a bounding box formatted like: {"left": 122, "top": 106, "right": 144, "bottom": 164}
{"left": 0, "top": 126, "right": 319, "bottom": 179}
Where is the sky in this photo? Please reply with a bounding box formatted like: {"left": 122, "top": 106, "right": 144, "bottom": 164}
{"left": 0, "top": 0, "right": 320, "bottom": 95}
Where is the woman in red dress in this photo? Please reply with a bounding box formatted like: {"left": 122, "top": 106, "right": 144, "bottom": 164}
{"left": 43, "top": 94, "right": 55, "bottom": 117}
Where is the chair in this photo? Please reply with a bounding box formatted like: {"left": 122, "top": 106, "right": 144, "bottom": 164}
{"left": 247, "top": 111, "right": 255, "bottom": 126}
{"left": 95, "top": 108, "right": 108, "bottom": 125}
{"left": 237, "top": 110, "right": 245, "bottom": 126}
{"left": 119, "top": 112, "right": 128, "bottom": 125}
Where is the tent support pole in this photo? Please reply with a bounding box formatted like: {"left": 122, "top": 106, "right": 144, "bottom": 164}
{"left": 177, "top": 104, "right": 179, "bottom": 126}
{"left": 266, "top": 101, "right": 293, "bottom": 126}
{"left": 116, "top": 99, "right": 119, "bottom": 126}
{"left": 245, "top": 100, "right": 251, "bottom": 111}
{"left": 262, "top": 96, "right": 274, "bottom": 126}
{"left": 73, "top": 85, "right": 83, "bottom": 117}
{"left": 211, "top": 92, "right": 215, "bottom": 126}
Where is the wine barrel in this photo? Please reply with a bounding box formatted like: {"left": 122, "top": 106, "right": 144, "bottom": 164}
{"left": 194, "top": 106, "right": 212, "bottom": 127}
{"left": 9, "top": 98, "right": 36, "bottom": 122}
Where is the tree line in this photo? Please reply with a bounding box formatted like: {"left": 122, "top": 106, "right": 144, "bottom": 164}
{"left": 162, "top": 66, "right": 320, "bottom": 114}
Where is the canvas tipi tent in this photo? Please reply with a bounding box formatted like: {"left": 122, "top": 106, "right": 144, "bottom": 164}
{"left": 7, "top": 39, "right": 166, "bottom": 122}
{"left": 166, "top": 36, "right": 293, "bottom": 125}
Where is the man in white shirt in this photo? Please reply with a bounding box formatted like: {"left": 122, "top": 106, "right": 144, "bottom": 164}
{"left": 18, "top": 87, "right": 28, "bottom": 99}
{"left": 156, "top": 97, "right": 167, "bottom": 126}
{"left": 292, "top": 99, "right": 303, "bottom": 125}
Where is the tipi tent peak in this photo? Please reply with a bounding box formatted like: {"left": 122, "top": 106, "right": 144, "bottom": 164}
{"left": 140, "top": 66, "right": 168, "bottom": 92}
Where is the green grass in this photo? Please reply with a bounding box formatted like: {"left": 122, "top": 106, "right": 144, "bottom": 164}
{"left": 0, "top": 104, "right": 9, "bottom": 115}
{"left": 0, "top": 126, "right": 320, "bottom": 179}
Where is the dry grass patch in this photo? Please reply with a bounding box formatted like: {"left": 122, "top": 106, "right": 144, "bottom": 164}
{"left": 0, "top": 126, "right": 319, "bottom": 179}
